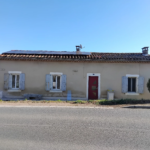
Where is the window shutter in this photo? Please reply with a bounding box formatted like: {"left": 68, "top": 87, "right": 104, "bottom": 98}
{"left": 9, "top": 74, "right": 12, "bottom": 89}
{"left": 19, "top": 73, "right": 25, "bottom": 90}
{"left": 61, "top": 74, "right": 66, "bottom": 91}
{"left": 4, "top": 73, "right": 9, "bottom": 90}
{"left": 45, "top": 74, "right": 51, "bottom": 91}
{"left": 122, "top": 76, "right": 128, "bottom": 93}
{"left": 138, "top": 76, "right": 144, "bottom": 94}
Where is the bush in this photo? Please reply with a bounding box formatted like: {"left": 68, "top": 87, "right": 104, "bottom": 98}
{"left": 99, "top": 99, "right": 145, "bottom": 105}
{"left": 88, "top": 99, "right": 107, "bottom": 104}
{"left": 147, "top": 79, "right": 150, "bottom": 93}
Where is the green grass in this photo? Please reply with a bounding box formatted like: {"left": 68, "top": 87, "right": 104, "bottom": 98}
{"left": 74, "top": 100, "right": 87, "bottom": 104}
{"left": 98, "top": 99, "right": 145, "bottom": 105}
{"left": 0, "top": 99, "right": 149, "bottom": 105}
{"left": 88, "top": 99, "right": 106, "bottom": 104}
{"left": 56, "top": 99, "right": 62, "bottom": 102}
{"left": 87, "top": 99, "right": 150, "bottom": 105}
{"left": 88, "top": 100, "right": 93, "bottom": 103}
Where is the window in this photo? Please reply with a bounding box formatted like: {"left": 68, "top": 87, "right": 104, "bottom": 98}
{"left": 128, "top": 77, "right": 136, "bottom": 92}
{"left": 122, "top": 75, "right": 144, "bottom": 95}
{"left": 12, "top": 74, "right": 20, "bottom": 89}
{"left": 45, "top": 73, "right": 66, "bottom": 92}
{"left": 49, "top": 72, "right": 62, "bottom": 92}
{"left": 122, "top": 74, "right": 143, "bottom": 95}
{"left": 4, "top": 71, "right": 25, "bottom": 92}
{"left": 52, "top": 75, "right": 61, "bottom": 90}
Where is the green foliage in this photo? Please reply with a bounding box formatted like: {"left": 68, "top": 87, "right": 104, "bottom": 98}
{"left": 88, "top": 99, "right": 150, "bottom": 105}
{"left": 88, "top": 100, "right": 93, "bottom": 103}
{"left": 0, "top": 98, "right": 148, "bottom": 105}
{"left": 56, "top": 99, "right": 62, "bottom": 102}
{"left": 147, "top": 78, "right": 150, "bottom": 93}
{"left": 88, "top": 99, "right": 107, "bottom": 104}
{"left": 99, "top": 99, "right": 142, "bottom": 105}
{"left": 75, "top": 100, "right": 87, "bottom": 104}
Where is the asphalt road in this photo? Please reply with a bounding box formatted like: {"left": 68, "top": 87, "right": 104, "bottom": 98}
{"left": 0, "top": 107, "right": 150, "bottom": 150}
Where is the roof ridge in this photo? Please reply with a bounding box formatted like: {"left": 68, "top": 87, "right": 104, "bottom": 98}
{"left": 91, "top": 52, "right": 142, "bottom": 54}
{"left": 5, "top": 50, "right": 143, "bottom": 54}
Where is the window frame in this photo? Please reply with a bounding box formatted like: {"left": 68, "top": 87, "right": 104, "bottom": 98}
{"left": 7, "top": 71, "right": 22, "bottom": 92}
{"left": 128, "top": 77, "right": 136, "bottom": 92}
{"left": 125, "top": 74, "right": 139, "bottom": 95}
{"left": 12, "top": 74, "right": 20, "bottom": 89}
{"left": 50, "top": 72, "right": 62, "bottom": 92}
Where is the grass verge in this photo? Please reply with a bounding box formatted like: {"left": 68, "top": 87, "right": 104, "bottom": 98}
{"left": 93, "top": 99, "right": 150, "bottom": 105}
{"left": 0, "top": 99, "right": 150, "bottom": 105}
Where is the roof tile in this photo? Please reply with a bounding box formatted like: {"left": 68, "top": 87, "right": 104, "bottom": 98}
{"left": 0, "top": 51, "right": 150, "bottom": 62}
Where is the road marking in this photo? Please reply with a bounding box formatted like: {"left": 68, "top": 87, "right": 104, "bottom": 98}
{"left": 0, "top": 105, "right": 114, "bottom": 109}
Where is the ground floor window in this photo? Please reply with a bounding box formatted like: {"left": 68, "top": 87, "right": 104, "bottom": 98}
{"left": 52, "top": 75, "right": 61, "bottom": 90}
{"left": 46, "top": 73, "right": 66, "bottom": 92}
{"left": 12, "top": 74, "right": 20, "bottom": 89}
{"left": 4, "top": 71, "right": 25, "bottom": 91}
{"left": 128, "top": 77, "right": 136, "bottom": 92}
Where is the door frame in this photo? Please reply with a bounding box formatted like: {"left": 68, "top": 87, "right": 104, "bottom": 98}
{"left": 86, "top": 73, "right": 101, "bottom": 99}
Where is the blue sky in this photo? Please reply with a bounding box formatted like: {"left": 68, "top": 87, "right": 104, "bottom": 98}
{"left": 0, "top": 0, "right": 150, "bottom": 53}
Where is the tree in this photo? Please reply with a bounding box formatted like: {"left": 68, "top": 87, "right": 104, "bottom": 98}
{"left": 147, "top": 79, "right": 150, "bottom": 93}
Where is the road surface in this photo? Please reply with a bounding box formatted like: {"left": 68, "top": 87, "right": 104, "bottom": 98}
{"left": 0, "top": 106, "right": 150, "bottom": 150}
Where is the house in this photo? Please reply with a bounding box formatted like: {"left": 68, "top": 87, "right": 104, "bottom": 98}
{"left": 0, "top": 46, "right": 149, "bottom": 100}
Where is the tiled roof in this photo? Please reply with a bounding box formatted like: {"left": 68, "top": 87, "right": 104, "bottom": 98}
{"left": 0, "top": 50, "right": 150, "bottom": 62}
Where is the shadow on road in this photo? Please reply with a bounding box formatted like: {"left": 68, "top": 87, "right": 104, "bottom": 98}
{"left": 122, "top": 106, "right": 150, "bottom": 109}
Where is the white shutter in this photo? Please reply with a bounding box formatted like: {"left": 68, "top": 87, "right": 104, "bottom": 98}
{"left": 61, "top": 74, "right": 66, "bottom": 91}
{"left": 45, "top": 74, "right": 51, "bottom": 91}
{"left": 4, "top": 73, "right": 9, "bottom": 90}
{"left": 19, "top": 73, "right": 25, "bottom": 90}
{"left": 9, "top": 74, "right": 12, "bottom": 89}
{"left": 122, "top": 76, "right": 128, "bottom": 93}
{"left": 138, "top": 76, "right": 144, "bottom": 94}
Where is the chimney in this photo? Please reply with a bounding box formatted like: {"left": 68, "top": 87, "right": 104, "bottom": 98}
{"left": 142, "top": 47, "right": 149, "bottom": 55}
{"left": 76, "top": 45, "right": 82, "bottom": 54}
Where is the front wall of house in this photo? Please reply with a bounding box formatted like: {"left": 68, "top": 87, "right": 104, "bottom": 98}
{"left": 0, "top": 60, "right": 150, "bottom": 99}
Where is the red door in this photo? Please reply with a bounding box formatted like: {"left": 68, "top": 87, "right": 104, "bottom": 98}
{"left": 88, "top": 76, "right": 98, "bottom": 99}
